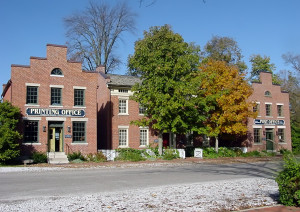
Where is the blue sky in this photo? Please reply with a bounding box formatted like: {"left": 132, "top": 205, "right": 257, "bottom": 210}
{"left": 1, "top": 0, "right": 300, "bottom": 88}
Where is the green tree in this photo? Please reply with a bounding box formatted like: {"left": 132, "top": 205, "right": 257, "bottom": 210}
{"left": 128, "top": 25, "right": 202, "bottom": 143}
{"left": 280, "top": 53, "right": 300, "bottom": 153}
{"left": 0, "top": 101, "right": 22, "bottom": 163}
{"left": 249, "top": 54, "right": 280, "bottom": 84}
{"left": 192, "top": 60, "right": 256, "bottom": 152}
{"left": 202, "top": 36, "right": 247, "bottom": 73}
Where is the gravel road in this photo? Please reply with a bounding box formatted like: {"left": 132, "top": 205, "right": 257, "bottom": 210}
{"left": 0, "top": 176, "right": 278, "bottom": 212}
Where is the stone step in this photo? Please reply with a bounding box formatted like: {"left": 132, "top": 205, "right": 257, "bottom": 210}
{"left": 47, "top": 152, "right": 69, "bottom": 164}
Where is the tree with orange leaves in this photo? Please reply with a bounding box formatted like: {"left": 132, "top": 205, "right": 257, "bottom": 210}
{"left": 187, "top": 59, "right": 257, "bottom": 152}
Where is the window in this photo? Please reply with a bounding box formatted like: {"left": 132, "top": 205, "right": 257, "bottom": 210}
{"left": 51, "top": 68, "right": 63, "bottom": 76}
{"left": 72, "top": 122, "right": 86, "bottom": 142}
{"left": 277, "top": 105, "right": 283, "bottom": 117}
{"left": 26, "top": 86, "right": 38, "bottom": 104}
{"left": 265, "top": 104, "right": 272, "bottom": 116}
{"left": 253, "top": 103, "right": 260, "bottom": 116}
{"left": 51, "top": 88, "right": 62, "bottom": 105}
{"left": 119, "top": 129, "right": 128, "bottom": 146}
{"left": 119, "top": 89, "right": 128, "bottom": 93}
{"left": 278, "top": 129, "right": 285, "bottom": 143}
{"left": 140, "top": 129, "right": 148, "bottom": 146}
{"left": 119, "top": 99, "right": 127, "bottom": 114}
{"left": 24, "top": 121, "right": 38, "bottom": 143}
{"left": 74, "top": 89, "right": 85, "bottom": 106}
{"left": 264, "top": 91, "right": 271, "bottom": 97}
{"left": 139, "top": 104, "right": 146, "bottom": 115}
{"left": 253, "top": 128, "right": 261, "bottom": 143}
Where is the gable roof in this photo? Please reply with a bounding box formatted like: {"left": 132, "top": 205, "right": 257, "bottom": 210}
{"left": 106, "top": 74, "right": 141, "bottom": 87}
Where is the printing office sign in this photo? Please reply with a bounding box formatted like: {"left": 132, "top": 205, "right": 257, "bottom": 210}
{"left": 254, "top": 119, "right": 285, "bottom": 125}
{"left": 26, "top": 108, "right": 85, "bottom": 117}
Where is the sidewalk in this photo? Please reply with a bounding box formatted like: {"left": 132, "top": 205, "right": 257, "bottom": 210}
{"left": 243, "top": 205, "right": 300, "bottom": 212}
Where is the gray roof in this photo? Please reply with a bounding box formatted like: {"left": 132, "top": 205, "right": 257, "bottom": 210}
{"left": 107, "top": 74, "right": 141, "bottom": 87}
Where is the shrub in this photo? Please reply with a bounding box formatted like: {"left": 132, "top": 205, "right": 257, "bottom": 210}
{"left": 280, "top": 148, "right": 292, "bottom": 156}
{"left": 115, "top": 148, "right": 146, "bottom": 162}
{"left": 203, "top": 147, "right": 219, "bottom": 158}
{"left": 86, "top": 152, "right": 107, "bottom": 162}
{"left": 32, "top": 152, "right": 47, "bottom": 163}
{"left": 67, "top": 152, "right": 86, "bottom": 162}
{"left": 162, "top": 149, "right": 179, "bottom": 160}
{"left": 276, "top": 153, "right": 300, "bottom": 206}
{"left": 242, "top": 150, "right": 262, "bottom": 157}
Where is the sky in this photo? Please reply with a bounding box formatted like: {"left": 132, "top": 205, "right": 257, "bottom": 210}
{"left": 1, "top": 0, "right": 300, "bottom": 89}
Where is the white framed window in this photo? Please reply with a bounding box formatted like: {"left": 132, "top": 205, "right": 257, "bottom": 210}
{"left": 118, "top": 127, "right": 128, "bottom": 147}
{"left": 119, "top": 99, "right": 128, "bottom": 115}
{"left": 139, "top": 128, "right": 148, "bottom": 146}
{"left": 253, "top": 103, "right": 260, "bottom": 116}
{"left": 139, "top": 104, "right": 146, "bottom": 115}
{"left": 278, "top": 128, "right": 285, "bottom": 143}
{"left": 277, "top": 104, "right": 284, "bottom": 117}
{"left": 265, "top": 103, "right": 272, "bottom": 117}
{"left": 253, "top": 128, "right": 261, "bottom": 143}
{"left": 118, "top": 89, "right": 128, "bottom": 93}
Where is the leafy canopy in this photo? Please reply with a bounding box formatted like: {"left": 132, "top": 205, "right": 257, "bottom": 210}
{"left": 202, "top": 36, "right": 247, "bottom": 73}
{"left": 128, "top": 25, "right": 202, "bottom": 134}
{"left": 0, "top": 101, "right": 22, "bottom": 163}
{"left": 192, "top": 60, "right": 256, "bottom": 138}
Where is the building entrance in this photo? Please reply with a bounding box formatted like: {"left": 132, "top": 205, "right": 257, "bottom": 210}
{"left": 266, "top": 128, "right": 274, "bottom": 151}
{"left": 48, "top": 122, "right": 64, "bottom": 152}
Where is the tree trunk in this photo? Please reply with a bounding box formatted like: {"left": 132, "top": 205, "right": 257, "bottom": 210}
{"left": 158, "top": 132, "right": 163, "bottom": 156}
{"left": 215, "top": 136, "right": 219, "bottom": 153}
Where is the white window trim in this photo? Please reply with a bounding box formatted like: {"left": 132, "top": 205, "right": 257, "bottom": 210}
{"left": 253, "top": 125, "right": 262, "bottom": 128}
{"left": 26, "top": 83, "right": 40, "bottom": 87}
{"left": 22, "top": 143, "right": 42, "bottom": 146}
{"left": 46, "top": 117, "right": 67, "bottom": 121}
{"left": 50, "top": 85, "right": 64, "bottom": 88}
{"left": 73, "top": 86, "right": 87, "bottom": 90}
{"left": 265, "top": 126, "right": 275, "bottom": 129}
{"left": 265, "top": 102, "right": 272, "bottom": 105}
{"left": 71, "top": 143, "right": 88, "bottom": 146}
{"left": 71, "top": 118, "right": 88, "bottom": 122}
{"left": 118, "top": 126, "right": 129, "bottom": 148}
{"left": 118, "top": 98, "right": 129, "bottom": 115}
{"left": 139, "top": 128, "right": 149, "bottom": 147}
{"left": 23, "top": 117, "right": 42, "bottom": 121}
{"left": 276, "top": 103, "right": 284, "bottom": 105}
{"left": 277, "top": 126, "right": 286, "bottom": 129}
{"left": 50, "top": 75, "right": 64, "bottom": 78}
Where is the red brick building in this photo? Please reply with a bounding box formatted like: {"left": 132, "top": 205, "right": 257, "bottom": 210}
{"left": 1, "top": 45, "right": 292, "bottom": 160}
{"left": 2, "top": 44, "right": 99, "bottom": 159}
{"left": 246, "top": 72, "right": 292, "bottom": 151}
{"left": 97, "top": 71, "right": 158, "bottom": 150}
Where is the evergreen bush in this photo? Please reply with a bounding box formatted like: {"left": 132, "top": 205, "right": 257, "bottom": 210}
{"left": 32, "top": 152, "right": 48, "bottom": 163}
{"left": 162, "top": 149, "right": 179, "bottom": 160}
{"left": 67, "top": 152, "right": 86, "bottom": 162}
{"left": 115, "top": 148, "right": 146, "bottom": 162}
{"left": 276, "top": 153, "right": 300, "bottom": 206}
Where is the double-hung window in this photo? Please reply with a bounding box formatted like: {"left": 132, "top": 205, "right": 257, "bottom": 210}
{"left": 278, "top": 128, "right": 285, "bottom": 143}
{"left": 277, "top": 105, "right": 284, "bottom": 117}
{"left": 253, "top": 128, "right": 261, "bottom": 143}
{"left": 139, "top": 104, "right": 146, "bottom": 115}
{"left": 74, "top": 89, "right": 85, "bottom": 107}
{"left": 24, "top": 120, "right": 39, "bottom": 143}
{"left": 253, "top": 103, "right": 260, "bottom": 116}
{"left": 265, "top": 104, "right": 272, "bottom": 116}
{"left": 118, "top": 127, "right": 128, "bottom": 147}
{"left": 51, "top": 87, "right": 62, "bottom": 106}
{"left": 26, "top": 86, "right": 38, "bottom": 105}
{"left": 140, "top": 128, "right": 148, "bottom": 146}
{"left": 119, "top": 99, "right": 128, "bottom": 114}
{"left": 72, "top": 121, "right": 86, "bottom": 143}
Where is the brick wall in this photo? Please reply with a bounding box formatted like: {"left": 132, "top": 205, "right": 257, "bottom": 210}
{"left": 4, "top": 44, "right": 99, "bottom": 155}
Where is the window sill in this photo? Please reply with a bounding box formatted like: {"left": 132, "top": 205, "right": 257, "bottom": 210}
{"left": 278, "top": 142, "right": 287, "bottom": 144}
{"left": 22, "top": 143, "right": 41, "bottom": 146}
{"left": 25, "top": 104, "right": 40, "bottom": 107}
{"left": 139, "top": 114, "right": 145, "bottom": 116}
{"left": 118, "top": 113, "right": 129, "bottom": 116}
{"left": 277, "top": 116, "right": 285, "bottom": 118}
{"left": 71, "top": 143, "right": 88, "bottom": 145}
{"left": 139, "top": 145, "right": 148, "bottom": 148}
{"left": 50, "top": 75, "right": 64, "bottom": 77}
{"left": 253, "top": 143, "right": 263, "bottom": 145}
{"left": 118, "top": 145, "right": 129, "bottom": 148}
{"left": 73, "top": 106, "right": 86, "bottom": 109}
{"left": 49, "top": 105, "right": 63, "bottom": 108}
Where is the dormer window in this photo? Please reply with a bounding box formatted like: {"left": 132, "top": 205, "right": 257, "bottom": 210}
{"left": 51, "top": 68, "right": 63, "bottom": 76}
{"left": 264, "top": 91, "right": 271, "bottom": 97}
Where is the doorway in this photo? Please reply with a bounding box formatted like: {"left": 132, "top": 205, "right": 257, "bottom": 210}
{"left": 48, "top": 122, "right": 64, "bottom": 152}
{"left": 265, "top": 128, "right": 274, "bottom": 151}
